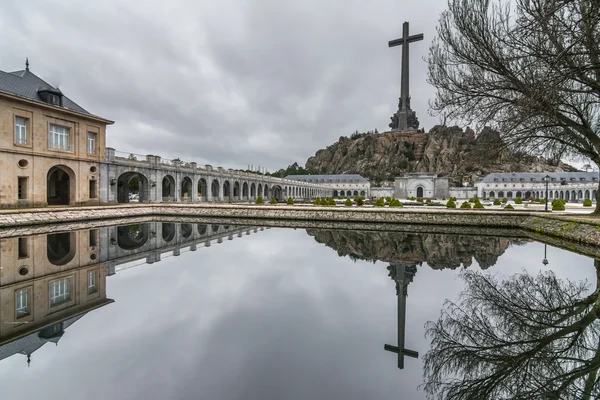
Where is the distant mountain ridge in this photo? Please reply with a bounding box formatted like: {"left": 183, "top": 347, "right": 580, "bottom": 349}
{"left": 304, "top": 126, "right": 578, "bottom": 186}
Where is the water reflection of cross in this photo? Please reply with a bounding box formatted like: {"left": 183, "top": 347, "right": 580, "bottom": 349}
{"left": 385, "top": 263, "right": 419, "bottom": 369}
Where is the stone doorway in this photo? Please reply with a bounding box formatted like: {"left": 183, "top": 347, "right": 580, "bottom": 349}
{"left": 47, "top": 166, "right": 75, "bottom": 206}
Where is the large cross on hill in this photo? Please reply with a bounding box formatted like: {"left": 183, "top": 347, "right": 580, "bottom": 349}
{"left": 388, "top": 22, "right": 424, "bottom": 132}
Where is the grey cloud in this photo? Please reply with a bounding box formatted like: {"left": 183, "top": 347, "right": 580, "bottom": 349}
{"left": 0, "top": 0, "right": 448, "bottom": 170}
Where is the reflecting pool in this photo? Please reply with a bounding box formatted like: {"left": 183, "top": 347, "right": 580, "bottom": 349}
{"left": 0, "top": 221, "right": 598, "bottom": 399}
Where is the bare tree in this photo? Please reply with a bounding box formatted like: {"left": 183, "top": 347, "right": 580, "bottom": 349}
{"left": 428, "top": 0, "right": 600, "bottom": 212}
{"left": 422, "top": 262, "right": 600, "bottom": 399}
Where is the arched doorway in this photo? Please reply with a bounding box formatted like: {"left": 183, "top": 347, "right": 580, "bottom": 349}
{"left": 47, "top": 232, "right": 76, "bottom": 265}
{"left": 117, "top": 172, "right": 149, "bottom": 203}
{"left": 272, "top": 185, "right": 283, "bottom": 201}
{"left": 198, "top": 178, "right": 208, "bottom": 201}
{"left": 233, "top": 182, "right": 240, "bottom": 200}
{"left": 211, "top": 179, "right": 220, "bottom": 200}
{"left": 223, "top": 181, "right": 231, "bottom": 201}
{"left": 416, "top": 186, "right": 424, "bottom": 198}
{"left": 242, "top": 182, "right": 249, "bottom": 199}
{"left": 360, "top": 190, "right": 366, "bottom": 197}
{"left": 257, "top": 184, "right": 263, "bottom": 199}
{"left": 250, "top": 183, "right": 256, "bottom": 198}
{"left": 47, "top": 165, "right": 75, "bottom": 205}
{"left": 333, "top": 190, "right": 338, "bottom": 198}
{"left": 117, "top": 224, "right": 149, "bottom": 250}
{"left": 264, "top": 185, "right": 269, "bottom": 199}
{"left": 162, "top": 175, "right": 175, "bottom": 201}
{"left": 181, "top": 177, "right": 193, "bottom": 201}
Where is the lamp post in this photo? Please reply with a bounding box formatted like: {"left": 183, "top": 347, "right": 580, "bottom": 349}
{"left": 542, "top": 244, "right": 548, "bottom": 265}
{"left": 545, "top": 174, "right": 550, "bottom": 212}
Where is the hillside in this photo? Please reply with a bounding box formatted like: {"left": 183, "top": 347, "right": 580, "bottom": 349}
{"left": 304, "top": 126, "right": 578, "bottom": 186}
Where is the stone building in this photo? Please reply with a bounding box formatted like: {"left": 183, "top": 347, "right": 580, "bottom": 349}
{"left": 0, "top": 61, "right": 113, "bottom": 208}
{"left": 475, "top": 172, "right": 599, "bottom": 202}
{"left": 394, "top": 173, "right": 449, "bottom": 199}
{"left": 284, "top": 174, "right": 371, "bottom": 198}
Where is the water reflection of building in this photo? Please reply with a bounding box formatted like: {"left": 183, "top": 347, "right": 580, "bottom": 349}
{"left": 0, "top": 223, "right": 264, "bottom": 365}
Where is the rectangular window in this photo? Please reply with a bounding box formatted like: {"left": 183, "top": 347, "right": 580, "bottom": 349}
{"left": 87, "top": 132, "right": 96, "bottom": 154}
{"left": 89, "top": 229, "right": 98, "bottom": 247}
{"left": 88, "top": 271, "right": 97, "bottom": 294}
{"left": 49, "top": 277, "right": 71, "bottom": 307}
{"left": 48, "top": 124, "right": 70, "bottom": 151}
{"left": 18, "top": 177, "right": 28, "bottom": 200}
{"left": 15, "top": 117, "right": 27, "bottom": 144}
{"left": 15, "top": 288, "right": 30, "bottom": 318}
{"left": 18, "top": 237, "right": 28, "bottom": 258}
{"left": 89, "top": 180, "right": 97, "bottom": 199}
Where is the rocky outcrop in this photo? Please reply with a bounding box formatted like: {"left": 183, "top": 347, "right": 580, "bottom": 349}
{"left": 305, "top": 126, "right": 578, "bottom": 186}
{"left": 306, "top": 229, "right": 530, "bottom": 270}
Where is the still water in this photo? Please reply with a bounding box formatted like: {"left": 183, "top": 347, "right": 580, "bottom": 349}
{"left": 0, "top": 221, "right": 598, "bottom": 399}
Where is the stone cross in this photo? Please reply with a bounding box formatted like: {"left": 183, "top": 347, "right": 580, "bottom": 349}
{"left": 388, "top": 22, "right": 423, "bottom": 132}
{"left": 384, "top": 263, "right": 419, "bottom": 369}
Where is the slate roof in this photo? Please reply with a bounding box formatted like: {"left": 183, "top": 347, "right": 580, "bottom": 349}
{"left": 285, "top": 174, "right": 370, "bottom": 183}
{"left": 481, "top": 172, "right": 598, "bottom": 183}
{"left": 0, "top": 66, "right": 110, "bottom": 121}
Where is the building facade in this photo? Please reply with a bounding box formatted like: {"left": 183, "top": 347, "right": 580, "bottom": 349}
{"left": 284, "top": 174, "right": 371, "bottom": 198}
{"left": 0, "top": 62, "right": 113, "bottom": 208}
{"left": 475, "top": 172, "right": 599, "bottom": 202}
{"left": 394, "top": 173, "right": 449, "bottom": 199}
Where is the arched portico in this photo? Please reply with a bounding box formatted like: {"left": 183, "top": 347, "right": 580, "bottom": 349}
{"left": 233, "top": 181, "right": 241, "bottom": 200}
{"left": 198, "top": 178, "right": 208, "bottom": 201}
{"left": 162, "top": 223, "right": 176, "bottom": 242}
{"left": 47, "top": 232, "right": 76, "bottom": 266}
{"left": 223, "top": 180, "right": 232, "bottom": 201}
{"left": 117, "top": 172, "right": 149, "bottom": 203}
{"left": 162, "top": 175, "right": 175, "bottom": 201}
{"left": 181, "top": 177, "right": 193, "bottom": 201}
{"left": 117, "top": 224, "right": 149, "bottom": 250}
{"left": 264, "top": 184, "right": 269, "bottom": 199}
{"left": 181, "top": 224, "right": 193, "bottom": 238}
{"left": 242, "top": 182, "right": 249, "bottom": 200}
{"left": 47, "top": 165, "right": 76, "bottom": 206}
{"left": 250, "top": 183, "right": 256, "bottom": 198}
{"left": 211, "top": 179, "right": 220, "bottom": 200}
{"left": 272, "top": 185, "right": 283, "bottom": 201}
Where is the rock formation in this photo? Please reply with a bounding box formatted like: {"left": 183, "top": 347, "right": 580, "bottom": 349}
{"left": 305, "top": 126, "right": 578, "bottom": 186}
{"left": 306, "top": 229, "right": 530, "bottom": 270}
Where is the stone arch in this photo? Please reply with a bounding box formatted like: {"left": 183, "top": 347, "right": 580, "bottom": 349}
{"left": 181, "top": 176, "right": 193, "bottom": 201}
{"left": 211, "top": 224, "right": 219, "bottom": 232}
{"left": 117, "top": 224, "right": 149, "bottom": 250}
{"left": 117, "top": 171, "right": 149, "bottom": 203}
{"left": 498, "top": 191, "right": 505, "bottom": 198}
{"left": 258, "top": 184, "right": 263, "bottom": 198}
{"left": 211, "top": 179, "right": 220, "bottom": 200}
{"left": 507, "top": 191, "right": 513, "bottom": 199}
{"left": 250, "top": 183, "right": 256, "bottom": 198}
{"left": 223, "top": 180, "right": 231, "bottom": 201}
{"left": 572, "top": 190, "right": 577, "bottom": 201}
{"left": 47, "top": 165, "right": 76, "bottom": 205}
{"left": 566, "top": 191, "right": 570, "bottom": 201}
{"left": 560, "top": 191, "right": 564, "bottom": 199}
{"left": 407, "top": 179, "right": 434, "bottom": 198}
{"left": 233, "top": 181, "right": 241, "bottom": 200}
{"left": 162, "top": 175, "right": 175, "bottom": 201}
{"left": 162, "top": 223, "right": 176, "bottom": 242}
{"left": 198, "top": 178, "right": 208, "bottom": 201}
{"left": 181, "top": 223, "right": 193, "bottom": 239}
{"left": 416, "top": 186, "right": 424, "bottom": 198}
{"left": 333, "top": 190, "right": 338, "bottom": 198}
{"left": 242, "top": 182, "right": 249, "bottom": 199}
{"left": 360, "top": 190, "right": 366, "bottom": 197}
{"left": 554, "top": 190, "right": 559, "bottom": 199}
{"left": 353, "top": 190, "right": 358, "bottom": 196}
{"left": 585, "top": 190, "right": 591, "bottom": 200}
{"left": 516, "top": 191, "right": 522, "bottom": 198}
{"left": 264, "top": 184, "right": 269, "bottom": 198}
{"left": 272, "top": 185, "right": 283, "bottom": 201}
{"left": 197, "top": 224, "right": 207, "bottom": 235}
{"left": 578, "top": 190, "right": 583, "bottom": 200}
{"left": 593, "top": 190, "right": 597, "bottom": 201}
{"left": 489, "top": 191, "right": 495, "bottom": 198}
{"left": 47, "top": 232, "right": 76, "bottom": 266}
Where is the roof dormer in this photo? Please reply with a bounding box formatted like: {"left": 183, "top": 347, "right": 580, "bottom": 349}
{"left": 37, "top": 86, "right": 63, "bottom": 107}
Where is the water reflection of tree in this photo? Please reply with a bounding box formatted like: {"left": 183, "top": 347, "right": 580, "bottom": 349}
{"left": 423, "top": 261, "right": 600, "bottom": 399}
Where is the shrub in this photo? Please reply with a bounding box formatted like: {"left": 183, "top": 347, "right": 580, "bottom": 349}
{"left": 493, "top": 199, "right": 501, "bottom": 205}
{"left": 417, "top": 197, "right": 424, "bottom": 203}
{"left": 313, "top": 197, "right": 321, "bottom": 206}
{"left": 344, "top": 198, "right": 353, "bottom": 207}
{"left": 584, "top": 198, "right": 593, "bottom": 207}
{"left": 389, "top": 198, "right": 404, "bottom": 208}
{"left": 514, "top": 197, "right": 522, "bottom": 204}
{"left": 286, "top": 197, "right": 294, "bottom": 205}
{"left": 473, "top": 202, "right": 485, "bottom": 209}
{"left": 502, "top": 197, "right": 508, "bottom": 203}
{"left": 446, "top": 200, "right": 457, "bottom": 208}
{"left": 451, "top": 197, "right": 457, "bottom": 202}
{"left": 442, "top": 197, "right": 446, "bottom": 201}
{"left": 460, "top": 201, "right": 472, "bottom": 209}
{"left": 539, "top": 198, "right": 547, "bottom": 204}
{"left": 386, "top": 196, "right": 392, "bottom": 203}
{"left": 552, "top": 202, "right": 566, "bottom": 211}
{"left": 534, "top": 197, "right": 541, "bottom": 202}
{"left": 270, "top": 197, "right": 278, "bottom": 204}
{"left": 374, "top": 197, "right": 385, "bottom": 207}
{"left": 256, "top": 196, "right": 264, "bottom": 205}
{"left": 228, "top": 199, "right": 233, "bottom": 204}
{"left": 328, "top": 198, "right": 336, "bottom": 206}
{"left": 504, "top": 204, "right": 515, "bottom": 210}
{"left": 356, "top": 197, "right": 364, "bottom": 206}
{"left": 468, "top": 197, "right": 477, "bottom": 203}
{"left": 426, "top": 199, "right": 432, "bottom": 203}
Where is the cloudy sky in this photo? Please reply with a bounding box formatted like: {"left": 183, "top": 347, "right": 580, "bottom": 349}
{"left": 0, "top": 0, "right": 449, "bottom": 171}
